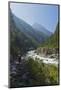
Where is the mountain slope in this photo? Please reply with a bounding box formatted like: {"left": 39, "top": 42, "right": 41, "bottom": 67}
{"left": 47, "top": 23, "right": 59, "bottom": 48}
{"left": 10, "top": 10, "right": 39, "bottom": 61}
{"left": 32, "top": 23, "right": 52, "bottom": 37}
{"left": 12, "top": 14, "right": 49, "bottom": 43}
{"left": 40, "top": 23, "right": 59, "bottom": 48}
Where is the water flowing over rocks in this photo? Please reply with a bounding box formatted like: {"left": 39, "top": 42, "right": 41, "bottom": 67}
{"left": 25, "top": 48, "right": 59, "bottom": 65}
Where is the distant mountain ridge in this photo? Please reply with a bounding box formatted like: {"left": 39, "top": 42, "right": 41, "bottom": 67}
{"left": 12, "top": 14, "right": 51, "bottom": 43}
{"left": 32, "top": 23, "right": 52, "bottom": 37}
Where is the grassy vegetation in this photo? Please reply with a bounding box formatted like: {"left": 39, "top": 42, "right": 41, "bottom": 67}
{"left": 10, "top": 57, "right": 58, "bottom": 87}
{"left": 48, "top": 64, "right": 58, "bottom": 84}
{"left": 26, "top": 58, "right": 58, "bottom": 86}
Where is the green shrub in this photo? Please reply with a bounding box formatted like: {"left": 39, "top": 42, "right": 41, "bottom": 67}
{"left": 26, "top": 58, "right": 58, "bottom": 85}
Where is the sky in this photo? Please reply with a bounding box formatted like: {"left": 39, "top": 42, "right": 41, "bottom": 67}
{"left": 10, "top": 2, "right": 58, "bottom": 33}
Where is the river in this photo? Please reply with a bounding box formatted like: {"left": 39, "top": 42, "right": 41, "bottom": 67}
{"left": 25, "top": 50, "right": 58, "bottom": 65}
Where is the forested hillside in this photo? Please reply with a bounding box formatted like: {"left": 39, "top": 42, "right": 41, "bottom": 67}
{"left": 10, "top": 9, "right": 39, "bottom": 62}
{"left": 40, "top": 23, "right": 59, "bottom": 48}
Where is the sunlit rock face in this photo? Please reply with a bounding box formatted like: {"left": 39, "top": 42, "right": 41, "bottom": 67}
{"left": 36, "top": 47, "right": 59, "bottom": 55}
